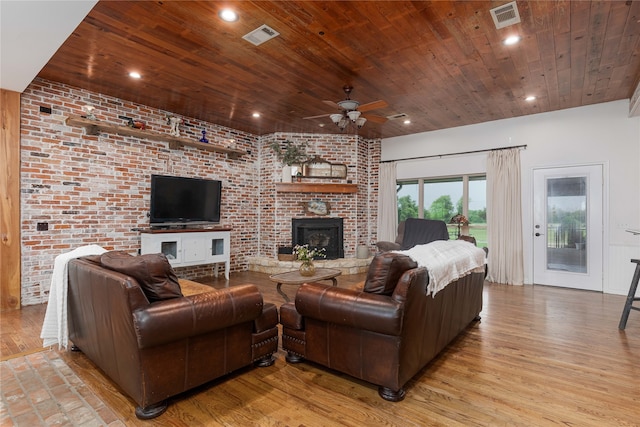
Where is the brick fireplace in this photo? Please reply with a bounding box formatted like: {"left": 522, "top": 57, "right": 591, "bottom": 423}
{"left": 292, "top": 217, "right": 344, "bottom": 259}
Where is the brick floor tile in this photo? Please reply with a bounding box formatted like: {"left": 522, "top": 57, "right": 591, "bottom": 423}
{"left": 3, "top": 391, "right": 31, "bottom": 417}
{"left": 0, "top": 409, "right": 16, "bottom": 426}
{"left": 42, "top": 411, "right": 72, "bottom": 426}
{"left": 28, "top": 387, "right": 51, "bottom": 404}
{"left": 67, "top": 405, "right": 97, "bottom": 425}
{"left": 1, "top": 352, "right": 118, "bottom": 427}
{"left": 13, "top": 410, "right": 43, "bottom": 426}
{"left": 34, "top": 398, "right": 62, "bottom": 421}
{"left": 49, "top": 385, "right": 84, "bottom": 412}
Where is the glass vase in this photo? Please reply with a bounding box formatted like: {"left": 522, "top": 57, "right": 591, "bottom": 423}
{"left": 299, "top": 259, "right": 315, "bottom": 276}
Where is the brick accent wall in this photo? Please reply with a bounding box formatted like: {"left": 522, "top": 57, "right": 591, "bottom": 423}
{"left": 260, "top": 133, "right": 379, "bottom": 259}
{"left": 19, "top": 78, "right": 379, "bottom": 306}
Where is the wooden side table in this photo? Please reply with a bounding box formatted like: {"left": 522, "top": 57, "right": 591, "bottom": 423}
{"left": 269, "top": 268, "right": 342, "bottom": 302}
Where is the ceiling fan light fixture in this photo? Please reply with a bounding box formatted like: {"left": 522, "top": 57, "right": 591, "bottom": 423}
{"left": 347, "top": 110, "right": 361, "bottom": 122}
{"left": 356, "top": 117, "right": 367, "bottom": 128}
{"left": 330, "top": 113, "right": 343, "bottom": 125}
{"left": 337, "top": 99, "right": 359, "bottom": 111}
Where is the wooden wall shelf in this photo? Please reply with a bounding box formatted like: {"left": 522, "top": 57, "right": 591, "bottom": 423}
{"left": 275, "top": 183, "right": 358, "bottom": 194}
{"left": 66, "top": 116, "right": 246, "bottom": 158}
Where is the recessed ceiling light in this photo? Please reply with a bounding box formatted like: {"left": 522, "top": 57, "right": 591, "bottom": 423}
{"left": 525, "top": 95, "right": 536, "bottom": 101}
{"left": 219, "top": 9, "right": 238, "bottom": 22}
{"left": 503, "top": 35, "right": 521, "bottom": 46}
{"left": 129, "top": 71, "right": 141, "bottom": 79}
{"left": 252, "top": 112, "right": 260, "bottom": 118}
{"left": 403, "top": 119, "right": 411, "bottom": 125}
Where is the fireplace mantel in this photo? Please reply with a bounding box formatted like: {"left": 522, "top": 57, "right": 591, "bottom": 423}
{"left": 275, "top": 183, "right": 357, "bottom": 193}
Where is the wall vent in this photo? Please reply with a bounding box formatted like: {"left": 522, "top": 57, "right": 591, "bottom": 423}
{"left": 387, "top": 113, "right": 408, "bottom": 120}
{"left": 242, "top": 24, "right": 280, "bottom": 46}
{"left": 490, "top": 1, "right": 521, "bottom": 29}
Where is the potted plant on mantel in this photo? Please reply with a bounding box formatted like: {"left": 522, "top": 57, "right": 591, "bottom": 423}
{"left": 270, "top": 140, "right": 309, "bottom": 183}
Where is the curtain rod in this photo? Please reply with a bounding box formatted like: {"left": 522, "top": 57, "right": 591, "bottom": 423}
{"left": 380, "top": 144, "right": 527, "bottom": 163}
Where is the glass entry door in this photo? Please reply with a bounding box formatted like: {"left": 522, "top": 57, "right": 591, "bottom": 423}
{"left": 533, "top": 165, "right": 603, "bottom": 291}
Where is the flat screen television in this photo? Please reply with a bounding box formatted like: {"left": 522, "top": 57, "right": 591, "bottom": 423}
{"left": 150, "top": 175, "right": 222, "bottom": 227}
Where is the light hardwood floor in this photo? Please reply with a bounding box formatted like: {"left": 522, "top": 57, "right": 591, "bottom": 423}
{"left": 1, "top": 271, "right": 639, "bottom": 426}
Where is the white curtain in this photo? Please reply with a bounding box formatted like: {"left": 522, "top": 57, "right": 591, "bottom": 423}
{"left": 377, "top": 162, "right": 398, "bottom": 242}
{"left": 486, "top": 148, "right": 524, "bottom": 285}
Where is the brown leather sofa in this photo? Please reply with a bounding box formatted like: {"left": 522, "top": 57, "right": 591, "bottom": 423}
{"left": 280, "top": 251, "right": 484, "bottom": 401}
{"left": 67, "top": 252, "right": 278, "bottom": 419}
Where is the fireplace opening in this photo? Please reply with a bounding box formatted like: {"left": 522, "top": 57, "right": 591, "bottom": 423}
{"left": 292, "top": 218, "right": 344, "bottom": 259}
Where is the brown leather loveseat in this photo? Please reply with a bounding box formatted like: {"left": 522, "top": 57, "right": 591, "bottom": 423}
{"left": 280, "top": 251, "right": 484, "bottom": 401}
{"left": 67, "top": 252, "right": 279, "bottom": 419}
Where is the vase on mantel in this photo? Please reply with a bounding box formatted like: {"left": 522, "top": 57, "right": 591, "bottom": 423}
{"left": 299, "top": 259, "right": 315, "bottom": 276}
{"left": 282, "top": 165, "right": 292, "bottom": 183}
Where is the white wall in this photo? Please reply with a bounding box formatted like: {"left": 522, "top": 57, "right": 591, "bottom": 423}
{"left": 382, "top": 100, "right": 640, "bottom": 295}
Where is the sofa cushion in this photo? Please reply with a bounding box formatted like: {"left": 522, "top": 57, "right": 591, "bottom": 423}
{"left": 78, "top": 254, "right": 103, "bottom": 265}
{"left": 100, "top": 251, "right": 183, "bottom": 302}
{"left": 363, "top": 253, "right": 418, "bottom": 295}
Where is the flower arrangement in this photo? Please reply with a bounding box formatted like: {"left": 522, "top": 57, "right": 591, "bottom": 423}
{"left": 450, "top": 214, "right": 469, "bottom": 238}
{"left": 293, "top": 244, "right": 326, "bottom": 261}
{"left": 270, "top": 140, "right": 309, "bottom": 166}
{"left": 449, "top": 214, "right": 469, "bottom": 225}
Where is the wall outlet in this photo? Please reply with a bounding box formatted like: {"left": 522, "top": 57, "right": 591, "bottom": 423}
{"left": 36, "top": 222, "right": 48, "bottom": 231}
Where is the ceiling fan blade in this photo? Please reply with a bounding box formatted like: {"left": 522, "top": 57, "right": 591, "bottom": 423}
{"left": 322, "top": 100, "right": 341, "bottom": 109}
{"left": 359, "top": 100, "right": 388, "bottom": 112}
{"left": 363, "top": 114, "right": 388, "bottom": 124}
{"left": 303, "top": 113, "right": 331, "bottom": 120}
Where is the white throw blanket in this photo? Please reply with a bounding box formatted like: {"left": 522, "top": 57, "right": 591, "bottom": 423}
{"left": 40, "top": 244, "right": 107, "bottom": 349}
{"left": 394, "top": 240, "right": 485, "bottom": 297}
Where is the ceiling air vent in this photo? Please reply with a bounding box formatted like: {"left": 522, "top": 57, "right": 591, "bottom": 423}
{"left": 490, "top": 1, "right": 521, "bottom": 29}
{"left": 387, "top": 113, "right": 408, "bottom": 120}
{"left": 242, "top": 24, "right": 280, "bottom": 46}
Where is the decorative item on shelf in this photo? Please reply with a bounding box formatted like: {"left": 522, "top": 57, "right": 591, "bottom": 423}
{"left": 199, "top": 130, "right": 209, "bottom": 143}
{"left": 296, "top": 171, "right": 303, "bottom": 182}
{"left": 293, "top": 244, "right": 326, "bottom": 277}
{"left": 82, "top": 105, "right": 97, "bottom": 120}
{"left": 167, "top": 116, "right": 182, "bottom": 137}
{"left": 118, "top": 115, "right": 146, "bottom": 129}
{"left": 301, "top": 199, "right": 329, "bottom": 215}
{"left": 449, "top": 214, "right": 469, "bottom": 238}
{"left": 270, "top": 139, "right": 309, "bottom": 183}
{"left": 302, "top": 156, "right": 348, "bottom": 179}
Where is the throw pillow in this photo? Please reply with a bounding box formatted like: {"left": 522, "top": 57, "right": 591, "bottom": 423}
{"left": 363, "top": 253, "right": 417, "bottom": 295}
{"left": 100, "top": 251, "right": 183, "bottom": 302}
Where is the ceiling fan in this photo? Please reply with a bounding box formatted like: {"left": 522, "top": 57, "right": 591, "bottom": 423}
{"left": 304, "top": 85, "right": 388, "bottom": 130}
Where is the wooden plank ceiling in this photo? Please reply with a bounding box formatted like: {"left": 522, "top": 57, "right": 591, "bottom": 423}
{"left": 38, "top": 0, "right": 640, "bottom": 139}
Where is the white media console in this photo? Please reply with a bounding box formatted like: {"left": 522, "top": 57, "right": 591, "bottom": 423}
{"left": 140, "top": 228, "right": 231, "bottom": 280}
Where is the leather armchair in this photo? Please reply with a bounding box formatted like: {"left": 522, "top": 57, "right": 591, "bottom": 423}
{"left": 376, "top": 218, "right": 450, "bottom": 251}
{"left": 280, "top": 251, "right": 484, "bottom": 401}
{"left": 67, "top": 255, "right": 278, "bottom": 419}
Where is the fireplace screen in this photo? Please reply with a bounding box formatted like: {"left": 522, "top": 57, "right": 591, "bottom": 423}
{"left": 292, "top": 218, "right": 344, "bottom": 259}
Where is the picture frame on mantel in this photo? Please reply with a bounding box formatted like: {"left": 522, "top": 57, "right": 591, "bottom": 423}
{"left": 301, "top": 199, "right": 330, "bottom": 215}
{"left": 302, "top": 156, "right": 347, "bottom": 179}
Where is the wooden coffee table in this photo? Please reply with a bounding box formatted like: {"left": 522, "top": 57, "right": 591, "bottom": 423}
{"left": 269, "top": 268, "right": 342, "bottom": 302}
